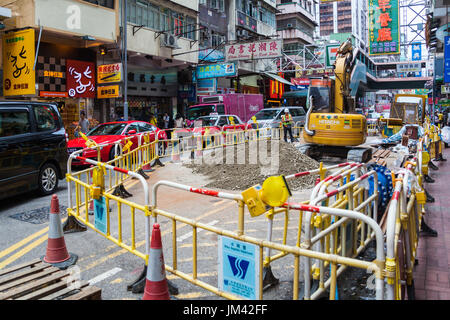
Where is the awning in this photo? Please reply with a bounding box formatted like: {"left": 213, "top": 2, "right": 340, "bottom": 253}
{"left": 282, "top": 89, "right": 309, "bottom": 98}
{"left": 263, "top": 72, "right": 293, "bottom": 86}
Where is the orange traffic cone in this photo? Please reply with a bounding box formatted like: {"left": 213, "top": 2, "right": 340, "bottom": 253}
{"left": 42, "top": 195, "right": 78, "bottom": 269}
{"left": 142, "top": 224, "right": 170, "bottom": 300}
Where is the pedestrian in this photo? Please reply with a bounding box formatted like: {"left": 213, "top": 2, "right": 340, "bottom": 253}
{"left": 149, "top": 112, "right": 157, "bottom": 127}
{"left": 163, "top": 112, "right": 170, "bottom": 129}
{"left": 175, "top": 113, "right": 184, "bottom": 128}
{"left": 74, "top": 110, "right": 90, "bottom": 137}
{"left": 281, "top": 108, "right": 295, "bottom": 143}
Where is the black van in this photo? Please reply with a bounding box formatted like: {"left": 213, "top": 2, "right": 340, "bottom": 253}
{"left": 0, "top": 101, "right": 68, "bottom": 200}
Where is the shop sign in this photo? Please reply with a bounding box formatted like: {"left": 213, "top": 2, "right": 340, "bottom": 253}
{"left": 290, "top": 78, "right": 310, "bottom": 90}
{"left": 396, "top": 62, "right": 421, "bottom": 73}
{"left": 197, "top": 78, "right": 217, "bottom": 95}
{"left": 44, "top": 71, "right": 64, "bottom": 78}
{"left": 66, "top": 59, "right": 96, "bottom": 98}
{"left": 441, "top": 85, "right": 450, "bottom": 94}
{"left": 225, "top": 39, "right": 282, "bottom": 61}
{"left": 444, "top": 36, "right": 450, "bottom": 83}
{"left": 295, "top": 68, "right": 334, "bottom": 77}
{"left": 2, "top": 28, "right": 36, "bottom": 96}
{"left": 326, "top": 44, "right": 340, "bottom": 67}
{"left": 98, "top": 63, "right": 122, "bottom": 84}
{"left": 368, "top": 0, "right": 400, "bottom": 55}
{"left": 97, "top": 85, "right": 120, "bottom": 99}
{"left": 39, "top": 91, "right": 68, "bottom": 97}
{"left": 195, "top": 62, "right": 236, "bottom": 80}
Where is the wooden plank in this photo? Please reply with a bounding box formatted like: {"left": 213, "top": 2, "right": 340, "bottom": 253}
{"left": 63, "top": 286, "right": 102, "bottom": 300}
{"left": 16, "top": 277, "right": 87, "bottom": 300}
{"left": 39, "top": 281, "right": 90, "bottom": 301}
{"left": 0, "top": 270, "right": 68, "bottom": 300}
{"left": 0, "top": 263, "right": 50, "bottom": 287}
{"left": 0, "top": 266, "right": 60, "bottom": 294}
{"left": 0, "top": 259, "right": 42, "bottom": 278}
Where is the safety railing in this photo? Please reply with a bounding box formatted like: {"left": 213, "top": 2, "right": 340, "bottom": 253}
{"left": 367, "top": 123, "right": 378, "bottom": 136}
{"left": 66, "top": 155, "right": 152, "bottom": 264}
{"left": 384, "top": 139, "right": 426, "bottom": 300}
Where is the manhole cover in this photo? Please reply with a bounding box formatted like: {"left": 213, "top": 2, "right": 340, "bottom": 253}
{"left": 9, "top": 206, "right": 68, "bottom": 224}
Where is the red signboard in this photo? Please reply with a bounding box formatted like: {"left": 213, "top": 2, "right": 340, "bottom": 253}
{"left": 291, "top": 78, "right": 310, "bottom": 86}
{"left": 66, "top": 59, "right": 96, "bottom": 98}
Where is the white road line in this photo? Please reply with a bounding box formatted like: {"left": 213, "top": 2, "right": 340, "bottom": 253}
{"left": 88, "top": 267, "right": 123, "bottom": 285}
{"left": 177, "top": 220, "right": 219, "bottom": 242}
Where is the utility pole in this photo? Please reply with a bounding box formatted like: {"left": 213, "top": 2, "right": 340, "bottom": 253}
{"left": 123, "top": 0, "right": 128, "bottom": 121}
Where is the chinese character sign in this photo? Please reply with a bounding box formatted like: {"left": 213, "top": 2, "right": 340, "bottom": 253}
{"left": 97, "top": 63, "right": 122, "bottom": 84}
{"left": 225, "top": 40, "right": 283, "bottom": 61}
{"left": 195, "top": 63, "right": 237, "bottom": 80}
{"left": 368, "top": 0, "right": 400, "bottom": 55}
{"left": 67, "top": 59, "right": 96, "bottom": 98}
{"left": 411, "top": 43, "right": 422, "bottom": 61}
{"left": 2, "top": 28, "right": 36, "bottom": 96}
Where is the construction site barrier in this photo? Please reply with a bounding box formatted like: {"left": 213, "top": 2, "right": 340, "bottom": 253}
{"left": 384, "top": 138, "right": 426, "bottom": 300}
{"left": 367, "top": 123, "right": 378, "bottom": 136}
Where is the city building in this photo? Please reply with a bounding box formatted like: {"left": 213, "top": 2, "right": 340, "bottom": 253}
{"left": 318, "top": 0, "right": 368, "bottom": 51}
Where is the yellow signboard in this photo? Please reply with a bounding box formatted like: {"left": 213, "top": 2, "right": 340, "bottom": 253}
{"left": 97, "top": 85, "right": 120, "bottom": 99}
{"left": 2, "top": 28, "right": 36, "bottom": 96}
{"left": 97, "top": 63, "right": 122, "bottom": 84}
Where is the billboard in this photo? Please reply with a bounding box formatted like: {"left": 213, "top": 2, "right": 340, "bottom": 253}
{"left": 225, "top": 39, "right": 282, "bottom": 61}
{"left": 2, "top": 28, "right": 36, "bottom": 96}
{"left": 195, "top": 62, "right": 237, "bottom": 80}
{"left": 368, "top": 0, "right": 400, "bottom": 55}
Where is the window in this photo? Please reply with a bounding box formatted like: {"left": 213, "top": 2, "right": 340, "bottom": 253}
{"left": 217, "top": 117, "right": 228, "bottom": 126}
{"left": 199, "top": 0, "right": 207, "bottom": 5}
{"left": 0, "top": 110, "right": 31, "bottom": 137}
{"left": 137, "top": 122, "right": 155, "bottom": 132}
{"left": 126, "top": 124, "right": 139, "bottom": 134}
{"left": 83, "top": 0, "right": 114, "bottom": 9}
{"left": 34, "top": 105, "right": 57, "bottom": 132}
{"left": 216, "top": 104, "right": 225, "bottom": 114}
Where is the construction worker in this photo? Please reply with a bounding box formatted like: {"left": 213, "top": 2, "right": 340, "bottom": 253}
{"left": 281, "top": 108, "right": 295, "bottom": 143}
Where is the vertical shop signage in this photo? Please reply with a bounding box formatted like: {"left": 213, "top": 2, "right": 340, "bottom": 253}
{"left": 368, "top": 0, "right": 400, "bottom": 55}
{"left": 2, "top": 28, "right": 36, "bottom": 96}
{"left": 444, "top": 36, "right": 450, "bottom": 83}
{"left": 66, "top": 59, "right": 96, "bottom": 98}
{"left": 326, "top": 44, "right": 340, "bottom": 67}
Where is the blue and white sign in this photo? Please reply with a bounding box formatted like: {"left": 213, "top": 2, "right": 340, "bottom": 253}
{"left": 94, "top": 196, "right": 107, "bottom": 234}
{"left": 411, "top": 43, "right": 422, "bottom": 77}
{"left": 218, "top": 236, "right": 260, "bottom": 300}
{"left": 195, "top": 62, "right": 237, "bottom": 80}
{"left": 444, "top": 36, "right": 450, "bottom": 83}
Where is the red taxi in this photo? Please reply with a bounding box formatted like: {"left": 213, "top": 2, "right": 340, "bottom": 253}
{"left": 67, "top": 121, "right": 167, "bottom": 166}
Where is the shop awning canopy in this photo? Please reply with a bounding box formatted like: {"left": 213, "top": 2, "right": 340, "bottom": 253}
{"left": 282, "top": 89, "right": 309, "bottom": 98}
{"left": 263, "top": 72, "right": 293, "bottom": 86}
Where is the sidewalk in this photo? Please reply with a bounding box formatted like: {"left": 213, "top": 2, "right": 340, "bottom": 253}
{"left": 413, "top": 147, "right": 450, "bottom": 299}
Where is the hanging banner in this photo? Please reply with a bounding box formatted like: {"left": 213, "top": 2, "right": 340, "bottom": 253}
{"left": 444, "top": 36, "right": 450, "bottom": 83}
{"left": 225, "top": 39, "right": 282, "bottom": 61}
{"left": 2, "top": 28, "right": 36, "bottom": 96}
{"left": 66, "top": 59, "right": 96, "bottom": 98}
{"left": 97, "top": 63, "right": 122, "bottom": 84}
{"left": 368, "top": 0, "right": 400, "bottom": 55}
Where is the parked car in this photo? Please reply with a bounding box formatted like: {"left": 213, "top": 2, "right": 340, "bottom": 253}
{"left": 247, "top": 106, "right": 306, "bottom": 128}
{"left": 67, "top": 120, "right": 167, "bottom": 167}
{"left": 0, "top": 101, "right": 68, "bottom": 199}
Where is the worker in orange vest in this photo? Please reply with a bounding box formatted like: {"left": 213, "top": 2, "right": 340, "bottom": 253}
{"left": 281, "top": 108, "right": 295, "bottom": 143}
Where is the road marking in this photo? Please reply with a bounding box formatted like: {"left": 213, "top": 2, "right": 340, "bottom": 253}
{"left": 176, "top": 220, "right": 219, "bottom": 242}
{"left": 0, "top": 226, "right": 49, "bottom": 260}
{"left": 88, "top": 267, "right": 122, "bottom": 285}
{"left": 0, "top": 234, "right": 48, "bottom": 269}
{"left": 110, "top": 278, "right": 123, "bottom": 284}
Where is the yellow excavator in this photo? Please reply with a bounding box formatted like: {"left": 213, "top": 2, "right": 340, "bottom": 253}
{"left": 300, "top": 38, "right": 372, "bottom": 162}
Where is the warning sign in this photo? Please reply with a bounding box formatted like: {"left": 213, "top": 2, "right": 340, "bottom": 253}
{"left": 94, "top": 196, "right": 107, "bottom": 234}
{"left": 218, "top": 236, "right": 260, "bottom": 300}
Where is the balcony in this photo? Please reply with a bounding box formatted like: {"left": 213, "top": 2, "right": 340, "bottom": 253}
{"left": 277, "top": 2, "right": 316, "bottom": 24}
{"left": 277, "top": 28, "right": 314, "bottom": 44}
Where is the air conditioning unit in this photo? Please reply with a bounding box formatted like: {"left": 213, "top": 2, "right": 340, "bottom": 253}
{"left": 161, "top": 32, "right": 179, "bottom": 49}
{"left": 286, "top": 23, "right": 293, "bottom": 29}
{"left": 237, "top": 29, "right": 249, "bottom": 38}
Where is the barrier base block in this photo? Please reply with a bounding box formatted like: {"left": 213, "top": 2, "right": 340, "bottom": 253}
{"left": 136, "top": 168, "right": 150, "bottom": 180}
{"left": 112, "top": 184, "right": 133, "bottom": 198}
{"left": 127, "top": 265, "right": 179, "bottom": 295}
{"left": 420, "top": 220, "right": 438, "bottom": 237}
{"left": 154, "top": 158, "right": 165, "bottom": 167}
{"left": 262, "top": 266, "right": 279, "bottom": 291}
{"left": 63, "top": 215, "right": 87, "bottom": 234}
{"left": 40, "top": 253, "right": 78, "bottom": 270}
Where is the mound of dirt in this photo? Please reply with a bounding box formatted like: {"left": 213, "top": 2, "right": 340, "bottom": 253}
{"left": 185, "top": 141, "right": 320, "bottom": 191}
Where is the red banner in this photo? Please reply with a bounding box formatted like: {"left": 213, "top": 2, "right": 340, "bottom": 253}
{"left": 66, "top": 59, "right": 96, "bottom": 98}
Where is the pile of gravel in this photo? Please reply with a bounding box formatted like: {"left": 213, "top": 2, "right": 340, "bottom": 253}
{"left": 185, "top": 141, "right": 320, "bottom": 191}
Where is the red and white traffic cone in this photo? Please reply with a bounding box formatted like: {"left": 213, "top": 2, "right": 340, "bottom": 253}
{"left": 142, "top": 224, "right": 170, "bottom": 300}
{"left": 42, "top": 195, "right": 78, "bottom": 269}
